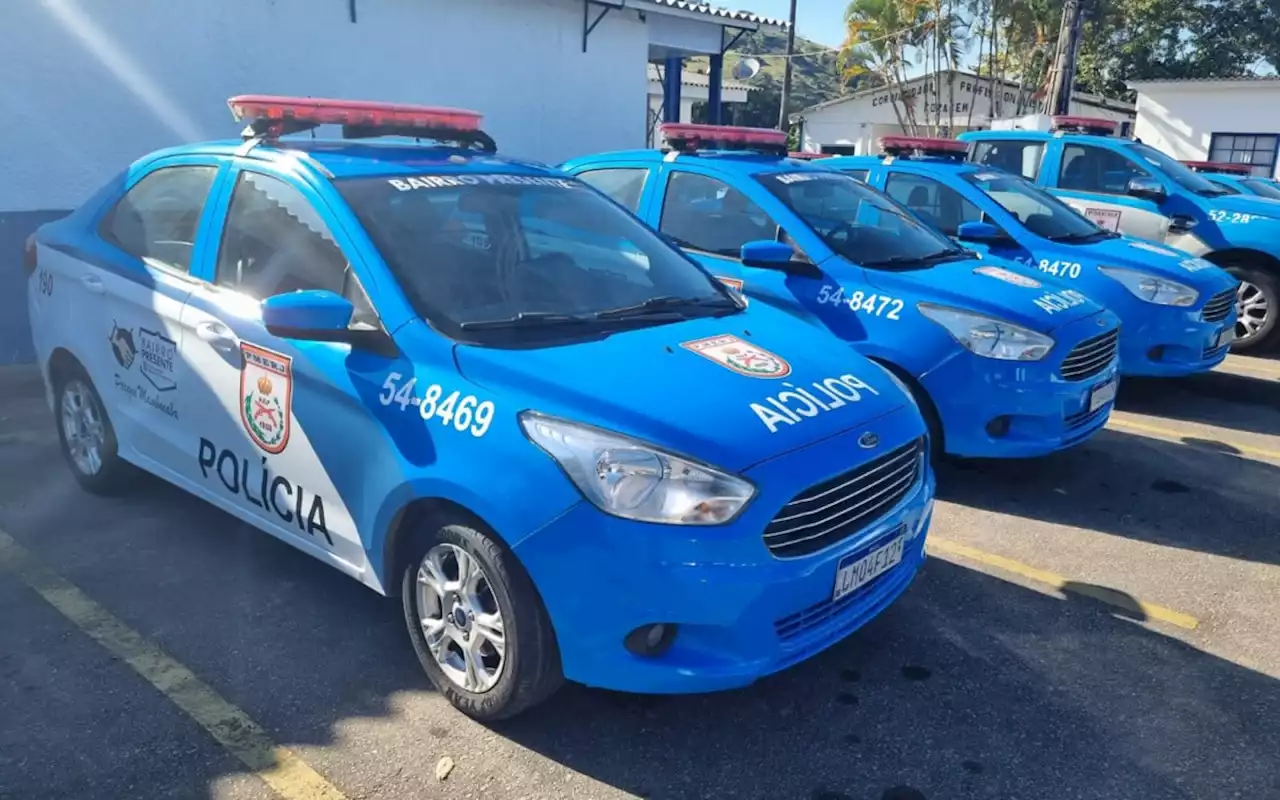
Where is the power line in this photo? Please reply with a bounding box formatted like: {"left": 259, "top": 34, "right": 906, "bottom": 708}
{"left": 732, "top": 18, "right": 936, "bottom": 60}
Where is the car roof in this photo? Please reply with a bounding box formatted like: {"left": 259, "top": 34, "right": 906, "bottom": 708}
{"left": 819, "top": 155, "right": 977, "bottom": 175}
{"left": 141, "top": 138, "right": 555, "bottom": 180}
{"left": 564, "top": 149, "right": 829, "bottom": 177}
{"left": 960, "top": 129, "right": 1131, "bottom": 147}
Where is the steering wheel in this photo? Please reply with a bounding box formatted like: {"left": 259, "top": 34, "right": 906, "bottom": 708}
{"left": 824, "top": 221, "right": 859, "bottom": 248}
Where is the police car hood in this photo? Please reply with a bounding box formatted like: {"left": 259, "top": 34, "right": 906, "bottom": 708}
{"left": 861, "top": 253, "right": 1104, "bottom": 332}
{"left": 454, "top": 314, "right": 911, "bottom": 471}
{"left": 1082, "top": 237, "right": 1239, "bottom": 295}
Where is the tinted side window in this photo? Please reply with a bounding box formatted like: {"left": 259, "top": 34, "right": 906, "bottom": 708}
{"left": 101, "top": 166, "right": 217, "bottom": 273}
{"left": 884, "top": 173, "right": 983, "bottom": 235}
{"left": 577, "top": 168, "right": 648, "bottom": 213}
{"left": 846, "top": 169, "right": 870, "bottom": 183}
{"left": 216, "top": 172, "right": 373, "bottom": 319}
{"left": 659, "top": 172, "right": 779, "bottom": 257}
{"left": 1059, "top": 145, "right": 1152, "bottom": 194}
{"left": 972, "top": 140, "right": 1044, "bottom": 180}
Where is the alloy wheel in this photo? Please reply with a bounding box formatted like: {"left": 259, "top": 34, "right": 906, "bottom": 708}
{"left": 415, "top": 543, "right": 506, "bottom": 693}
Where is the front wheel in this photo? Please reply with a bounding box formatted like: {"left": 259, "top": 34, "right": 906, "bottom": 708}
{"left": 1230, "top": 266, "right": 1278, "bottom": 352}
{"left": 401, "top": 517, "right": 562, "bottom": 721}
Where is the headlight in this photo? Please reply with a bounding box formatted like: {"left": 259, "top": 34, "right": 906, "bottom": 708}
{"left": 520, "top": 411, "right": 755, "bottom": 525}
{"left": 1098, "top": 266, "right": 1198, "bottom": 306}
{"left": 917, "top": 303, "right": 1054, "bottom": 361}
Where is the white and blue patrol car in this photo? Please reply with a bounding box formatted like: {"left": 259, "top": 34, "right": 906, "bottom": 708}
{"left": 25, "top": 96, "right": 936, "bottom": 719}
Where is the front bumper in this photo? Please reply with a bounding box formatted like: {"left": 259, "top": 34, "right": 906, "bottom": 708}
{"left": 919, "top": 312, "right": 1121, "bottom": 458}
{"left": 512, "top": 407, "right": 935, "bottom": 694}
{"left": 1115, "top": 304, "right": 1234, "bottom": 378}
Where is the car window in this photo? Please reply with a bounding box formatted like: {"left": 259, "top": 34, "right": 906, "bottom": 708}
{"left": 1058, "top": 144, "right": 1153, "bottom": 195}
{"left": 337, "top": 173, "right": 733, "bottom": 343}
{"left": 1242, "top": 178, "right": 1280, "bottom": 200}
{"left": 1125, "top": 142, "right": 1231, "bottom": 196}
{"left": 755, "top": 170, "right": 959, "bottom": 267}
{"left": 971, "top": 140, "right": 1044, "bottom": 180}
{"left": 1211, "top": 180, "right": 1242, "bottom": 195}
{"left": 100, "top": 166, "right": 218, "bottom": 273}
{"left": 216, "top": 171, "right": 375, "bottom": 322}
{"left": 845, "top": 169, "right": 870, "bottom": 183}
{"left": 576, "top": 168, "right": 648, "bottom": 213}
{"left": 659, "top": 171, "right": 781, "bottom": 257}
{"left": 884, "top": 172, "right": 983, "bottom": 236}
{"left": 963, "top": 170, "right": 1100, "bottom": 241}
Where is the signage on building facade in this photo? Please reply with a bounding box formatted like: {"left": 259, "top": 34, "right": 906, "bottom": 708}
{"left": 869, "top": 77, "right": 1018, "bottom": 116}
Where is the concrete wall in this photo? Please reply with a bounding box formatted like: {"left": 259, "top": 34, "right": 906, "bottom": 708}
{"left": 1133, "top": 83, "right": 1280, "bottom": 176}
{"left": 0, "top": 0, "right": 651, "bottom": 363}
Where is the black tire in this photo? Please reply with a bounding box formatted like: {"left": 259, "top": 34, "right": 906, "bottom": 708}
{"left": 52, "top": 363, "right": 131, "bottom": 495}
{"left": 1228, "top": 265, "right": 1278, "bottom": 352}
{"left": 401, "top": 516, "right": 562, "bottom": 721}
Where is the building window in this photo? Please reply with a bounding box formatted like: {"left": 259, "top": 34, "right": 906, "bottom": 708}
{"left": 1209, "top": 133, "right": 1279, "bottom": 177}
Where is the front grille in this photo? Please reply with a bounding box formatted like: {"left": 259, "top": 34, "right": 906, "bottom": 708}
{"left": 774, "top": 525, "right": 909, "bottom": 644}
{"left": 1201, "top": 288, "right": 1237, "bottom": 323}
{"left": 763, "top": 438, "right": 923, "bottom": 559}
{"left": 1060, "top": 328, "right": 1119, "bottom": 381}
{"left": 1064, "top": 403, "right": 1108, "bottom": 432}
{"left": 1203, "top": 342, "right": 1230, "bottom": 359}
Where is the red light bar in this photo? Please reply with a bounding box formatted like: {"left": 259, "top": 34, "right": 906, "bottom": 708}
{"left": 880, "top": 136, "right": 967, "bottom": 158}
{"left": 661, "top": 123, "right": 788, "bottom": 155}
{"left": 788, "top": 151, "right": 824, "bottom": 160}
{"left": 227, "top": 95, "right": 495, "bottom": 151}
{"left": 229, "top": 95, "right": 482, "bottom": 131}
{"left": 1180, "top": 160, "right": 1251, "bottom": 175}
{"left": 1050, "top": 115, "right": 1118, "bottom": 135}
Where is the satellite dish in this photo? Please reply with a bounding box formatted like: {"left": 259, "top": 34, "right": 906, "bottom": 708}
{"left": 731, "top": 57, "right": 762, "bottom": 81}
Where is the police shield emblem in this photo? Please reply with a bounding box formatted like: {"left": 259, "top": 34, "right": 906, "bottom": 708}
{"left": 240, "top": 343, "right": 293, "bottom": 454}
{"left": 681, "top": 334, "right": 791, "bottom": 379}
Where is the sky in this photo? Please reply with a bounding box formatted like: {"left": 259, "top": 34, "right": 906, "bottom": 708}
{"left": 729, "top": 0, "right": 850, "bottom": 48}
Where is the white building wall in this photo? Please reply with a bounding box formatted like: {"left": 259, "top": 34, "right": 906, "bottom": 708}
{"left": 0, "top": 0, "right": 650, "bottom": 213}
{"left": 1133, "top": 83, "right": 1280, "bottom": 178}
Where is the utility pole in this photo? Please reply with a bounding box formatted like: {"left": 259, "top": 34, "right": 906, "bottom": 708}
{"left": 1044, "top": 0, "right": 1084, "bottom": 115}
{"left": 777, "top": 0, "right": 799, "bottom": 131}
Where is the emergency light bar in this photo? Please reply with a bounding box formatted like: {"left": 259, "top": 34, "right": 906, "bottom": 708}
{"left": 1180, "top": 160, "right": 1251, "bottom": 175}
{"left": 1050, "top": 115, "right": 1118, "bottom": 136}
{"left": 227, "top": 95, "right": 497, "bottom": 152}
{"left": 879, "top": 136, "right": 967, "bottom": 159}
{"left": 660, "top": 123, "right": 788, "bottom": 156}
{"left": 787, "top": 151, "right": 824, "bottom": 160}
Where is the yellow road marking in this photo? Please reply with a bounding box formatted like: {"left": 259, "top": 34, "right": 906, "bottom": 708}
{"left": 0, "top": 530, "right": 346, "bottom": 800}
{"left": 1106, "top": 417, "right": 1280, "bottom": 464}
{"left": 929, "top": 536, "right": 1200, "bottom": 631}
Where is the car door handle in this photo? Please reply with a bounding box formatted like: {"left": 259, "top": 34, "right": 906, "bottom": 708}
{"left": 80, "top": 275, "right": 105, "bottom": 294}
{"left": 195, "top": 321, "right": 240, "bottom": 353}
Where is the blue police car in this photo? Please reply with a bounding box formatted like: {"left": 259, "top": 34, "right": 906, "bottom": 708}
{"left": 1182, "top": 160, "right": 1280, "bottom": 201}
{"left": 24, "top": 96, "right": 935, "bottom": 720}
{"left": 563, "top": 123, "right": 1122, "bottom": 460}
{"left": 961, "top": 117, "right": 1279, "bottom": 350}
{"left": 821, "top": 138, "right": 1239, "bottom": 377}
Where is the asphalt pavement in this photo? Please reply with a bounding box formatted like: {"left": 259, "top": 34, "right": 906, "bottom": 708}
{"left": 0, "top": 357, "right": 1277, "bottom": 800}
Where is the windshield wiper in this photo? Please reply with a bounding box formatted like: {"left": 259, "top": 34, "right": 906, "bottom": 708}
{"left": 1048, "top": 230, "right": 1108, "bottom": 243}
{"left": 458, "top": 311, "right": 597, "bottom": 331}
{"left": 864, "top": 247, "right": 973, "bottom": 268}
{"left": 594, "top": 295, "right": 739, "bottom": 320}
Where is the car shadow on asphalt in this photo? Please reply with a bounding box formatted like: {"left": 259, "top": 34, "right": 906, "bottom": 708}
{"left": 1117, "top": 374, "right": 1280, "bottom": 438}
{"left": 934, "top": 429, "right": 1280, "bottom": 566}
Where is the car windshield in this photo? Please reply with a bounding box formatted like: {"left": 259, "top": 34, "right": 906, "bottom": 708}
{"left": 755, "top": 170, "right": 965, "bottom": 268}
{"left": 963, "top": 170, "right": 1107, "bottom": 241}
{"left": 338, "top": 173, "right": 738, "bottom": 344}
{"left": 1242, "top": 178, "right": 1280, "bottom": 200}
{"left": 1126, "top": 143, "right": 1230, "bottom": 196}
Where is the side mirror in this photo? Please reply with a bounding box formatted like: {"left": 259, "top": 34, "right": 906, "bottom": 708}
{"left": 955, "top": 221, "right": 1004, "bottom": 243}
{"left": 740, "top": 239, "right": 795, "bottom": 267}
{"left": 263, "top": 290, "right": 355, "bottom": 340}
{"left": 1127, "top": 177, "right": 1167, "bottom": 202}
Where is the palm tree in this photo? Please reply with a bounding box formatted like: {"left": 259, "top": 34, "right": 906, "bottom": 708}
{"left": 841, "top": 0, "right": 930, "bottom": 136}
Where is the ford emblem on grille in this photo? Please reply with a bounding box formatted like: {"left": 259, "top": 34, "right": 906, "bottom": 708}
{"left": 857, "top": 432, "right": 879, "bottom": 449}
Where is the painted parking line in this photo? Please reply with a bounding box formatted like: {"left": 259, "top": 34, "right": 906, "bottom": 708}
{"left": 1106, "top": 417, "right": 1280, "bottom": 464}
{"left": 929, "top": 536, "right": 1200, "bottom": 631}
{"left": 0, "top": 529, "right": 347, "bottom": 800}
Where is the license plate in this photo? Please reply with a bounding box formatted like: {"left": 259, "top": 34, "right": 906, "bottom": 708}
{"left": 1089, "top": 378, "right": 1118, "bottom": 413}
{"left": 833, "top": 535, "right": 905, "bottom": 602}
{"left": 1215, "top": 327, "right": 1234, "bottom": 349}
